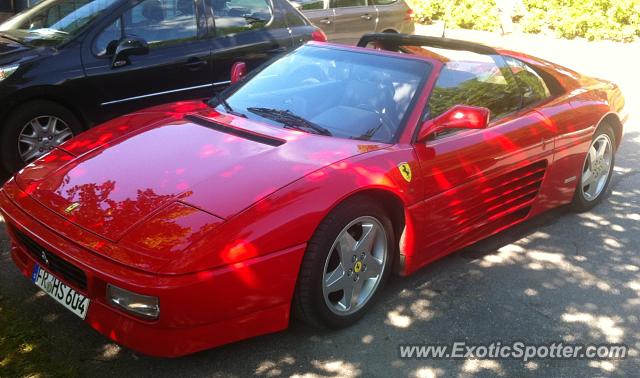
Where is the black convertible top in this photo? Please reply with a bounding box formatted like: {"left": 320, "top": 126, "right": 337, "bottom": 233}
{"left": 357, "top": 33, "right": 499, "bottom": 56}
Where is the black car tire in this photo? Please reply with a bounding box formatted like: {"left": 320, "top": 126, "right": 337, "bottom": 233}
{"left": 293, "top": 197, "right": 395, "bottom": 328}
{"left": 1, "top": 100, "right": 83, "bottom": 173}
{"left": 570, "top": 123, "right": 616, "bottom": 212}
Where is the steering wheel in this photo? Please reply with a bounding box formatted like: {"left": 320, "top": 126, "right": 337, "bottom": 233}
{"left": 354, "top": 103, "right": 396, "bottom": 141}
{"left": 291, "top": 64, "right": 328, "bottom": 86}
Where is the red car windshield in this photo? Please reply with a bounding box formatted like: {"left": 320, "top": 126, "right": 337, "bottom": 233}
{"left": 220, "top": 45, "right": 432, "bottom": 143}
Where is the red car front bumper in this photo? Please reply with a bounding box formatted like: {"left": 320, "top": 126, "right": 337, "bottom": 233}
{"left": 0, "top": 180, "right": 305, "bottom": 357}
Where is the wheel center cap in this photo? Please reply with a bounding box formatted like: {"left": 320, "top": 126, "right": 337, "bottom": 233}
{"left": 354, "top": 261, "right": 363, "bottom": 273}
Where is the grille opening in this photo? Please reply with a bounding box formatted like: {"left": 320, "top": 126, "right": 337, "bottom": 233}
{"left": 13, "top": 229, "right": 87, "bottom": 291}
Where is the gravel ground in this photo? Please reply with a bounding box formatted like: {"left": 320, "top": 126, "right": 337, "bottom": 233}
{"left": 1, "top": 29, "right": 639, "bottom": 377}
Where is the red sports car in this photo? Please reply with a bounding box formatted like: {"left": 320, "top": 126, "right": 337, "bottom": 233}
{"left": 0, "top": 33, "right": 626, "bottom": 357}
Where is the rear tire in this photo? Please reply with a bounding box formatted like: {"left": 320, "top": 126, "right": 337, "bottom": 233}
{"left": 1, "top": 100, "right": 82, "bottom": 173}
{"left": 570, "top": 123, "right": 616, "bottom": 212}
{"left": 293, "top": 197, "right": 394, "bottom": 328}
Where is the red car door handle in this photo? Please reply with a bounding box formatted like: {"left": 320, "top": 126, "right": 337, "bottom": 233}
{"left": 361, "top": 14, "right": 373, "bottom": 21}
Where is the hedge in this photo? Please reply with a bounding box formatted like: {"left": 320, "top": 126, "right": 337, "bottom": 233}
{"left": 408, "top": 0, "right": 640, "bottom": 42}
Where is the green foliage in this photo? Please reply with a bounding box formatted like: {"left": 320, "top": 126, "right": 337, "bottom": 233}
{"left": 408, "top": 0, "right": 640, "bottom": 42}
{"left": 409, "top": 0, "right": 500, "bottom": 31}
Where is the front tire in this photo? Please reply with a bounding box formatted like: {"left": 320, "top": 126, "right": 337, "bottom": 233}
{"left": 571, "top": 123, "right": 616, "bottom": 212}
{"left": 1, "top": 100, "right": 82, "bottom": 173}
{"left": 294, "top": 197, "right": 394, "bottom": 328}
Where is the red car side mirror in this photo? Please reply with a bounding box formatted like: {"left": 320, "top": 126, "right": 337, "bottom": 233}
{"left": 230, "top": 62, "right": 247, "bottom": 84}
{"left": 417, "top": 105, "right": 490, "bottom": 142}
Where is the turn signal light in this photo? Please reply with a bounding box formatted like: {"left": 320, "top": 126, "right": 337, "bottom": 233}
{"left": 107, "top": 284, "right": 160, "bottom": 320}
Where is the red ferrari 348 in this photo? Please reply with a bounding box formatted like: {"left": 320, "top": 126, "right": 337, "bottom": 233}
{"left": 0, "top": 33, "right": 626, "bottom": 357}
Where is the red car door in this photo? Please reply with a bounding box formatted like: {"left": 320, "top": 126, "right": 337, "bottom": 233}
{"left": 409, "top": 51, "right": 556, "bottom": 269}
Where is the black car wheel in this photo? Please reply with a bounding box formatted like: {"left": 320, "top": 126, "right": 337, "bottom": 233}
{"left": 1, "top": 100, "right": 82, "bottom": 173}
{"left": 294, "top": 197, "right": 395, "bottom": 328}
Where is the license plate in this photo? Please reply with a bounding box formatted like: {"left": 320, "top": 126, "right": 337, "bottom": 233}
{"left": 31, "top": 264, "right": 90, "bottom": 319}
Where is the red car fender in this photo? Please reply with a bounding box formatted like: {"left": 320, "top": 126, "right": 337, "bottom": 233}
{"left": 161, "top": 146, "right": 424, "bottom": 275}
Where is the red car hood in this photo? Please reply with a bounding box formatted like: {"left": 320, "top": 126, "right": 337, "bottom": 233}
{"left": 16, "top": 105, "right": 384, "bottom": 242}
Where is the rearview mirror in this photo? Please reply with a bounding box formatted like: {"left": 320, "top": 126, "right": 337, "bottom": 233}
{"left": 230, "top": 61, "right": 247, "bottom": 84}
{"left": 112, "top": 37, "right": 149, "bottom": 68}
{"left": 417, "top": 105, "right": 490, "bottom": 142}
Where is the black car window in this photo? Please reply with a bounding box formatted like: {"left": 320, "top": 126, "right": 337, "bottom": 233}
{"left": 94, "top": 0, "right": 199, "bottom": 54}
{"left": 298, "top": 0, "right": 327, "bottom": 11}
{"left": 426, "top": 48, "right": 520, "bottom": 121}
{"left": 95, "top": 18, "right": 121, "bottom": 55}
{"left": 206, "top": 0, "right": 272, "bottom": 36}
{"left": 124, "top": 0, "right": 198, "bottom": 47}
{"left": 372, "top": 0, "right": 396, "bottom": 4}
{"left": 330, "top": 0, "right": 367, "bottom": 8}
{"left": 504, "top": 56, "right": 551, "bottom": 107}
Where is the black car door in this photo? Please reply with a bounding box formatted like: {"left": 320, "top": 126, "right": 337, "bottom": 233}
{"left": 81, "top": 0, "right": 214, "bottom": 122}
{"left": 203, "top": 0, "right": 294, "bottom": 86}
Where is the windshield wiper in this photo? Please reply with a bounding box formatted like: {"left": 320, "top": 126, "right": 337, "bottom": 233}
{"left": 0, "top": 32, "right": 22, "bottom": 44}
{"left": 213, "top": 92, "right": 246, "bottom": 118}
{"left": 246, "top": 107, "right": 332, "bottom": 136}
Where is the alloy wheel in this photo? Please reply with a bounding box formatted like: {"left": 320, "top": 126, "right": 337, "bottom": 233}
{"left": 18, "top": 115, "right": 74, "bottom": 164}
{"left": 322, "top": 216, "right": 388, "bottom": 316}
{"left": 581, "top": 133, "right": 613, "bottom": 201}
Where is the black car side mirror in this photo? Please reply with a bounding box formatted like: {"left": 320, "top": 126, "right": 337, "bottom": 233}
{"left": 112, "top": 37, "right": 149, "bottom": 68}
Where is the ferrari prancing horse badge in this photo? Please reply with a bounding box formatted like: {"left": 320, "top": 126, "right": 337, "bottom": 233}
{"left": 398, "top": 162, "right": 412, "bottom": 183}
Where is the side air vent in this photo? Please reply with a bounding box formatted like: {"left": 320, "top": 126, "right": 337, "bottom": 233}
{"left": 185, "top": 114, "right": 286, "bottom": 147}
{"left": 426, "top": 160, "right": 548, "bottom": 250}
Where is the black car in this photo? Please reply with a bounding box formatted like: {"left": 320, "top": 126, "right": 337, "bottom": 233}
{"left": 0, "top": 0, "right": 324, "bottom": 173}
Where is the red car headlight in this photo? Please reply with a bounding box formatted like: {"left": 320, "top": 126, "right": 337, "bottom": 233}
{"left": 106, "top": 284, "right": 160, "bottom": 320}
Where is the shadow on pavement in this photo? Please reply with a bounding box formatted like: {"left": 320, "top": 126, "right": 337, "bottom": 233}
{"left": 1, "top": 127, "right": 638, "bottom": 377}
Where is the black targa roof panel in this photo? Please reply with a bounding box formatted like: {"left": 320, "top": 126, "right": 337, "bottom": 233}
{"left": 357, "top": 33, "right": 499, "bottom": 56}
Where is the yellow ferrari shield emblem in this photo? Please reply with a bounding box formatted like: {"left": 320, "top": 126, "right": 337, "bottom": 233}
{"left": 64, "top": 202, "right": 80, "bottom": 214}
{"left": 354, "top": 261, "right": 363, "bottom": 273}
{"left": 398, "top": 162, "right": 412, "bottom": 183}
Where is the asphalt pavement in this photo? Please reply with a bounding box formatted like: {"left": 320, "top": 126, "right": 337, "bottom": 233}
{"left": 1, "top": 29, "right": 639, "bottom": 377}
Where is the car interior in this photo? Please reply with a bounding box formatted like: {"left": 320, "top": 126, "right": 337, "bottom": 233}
{"left": 227, "top": 49, "right": 426, "bottom": 142}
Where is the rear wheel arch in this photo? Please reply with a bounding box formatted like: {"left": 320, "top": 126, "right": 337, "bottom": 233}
{"left": 599, "top": 113, "right": 622, "bottom": 150}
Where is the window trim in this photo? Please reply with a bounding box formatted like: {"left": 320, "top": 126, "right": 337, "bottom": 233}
{"left": 371, "top": 0, "right": 397, "bottom": 6}
{"left": 329, "top": 0, "right": 369, "bottom": 10}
